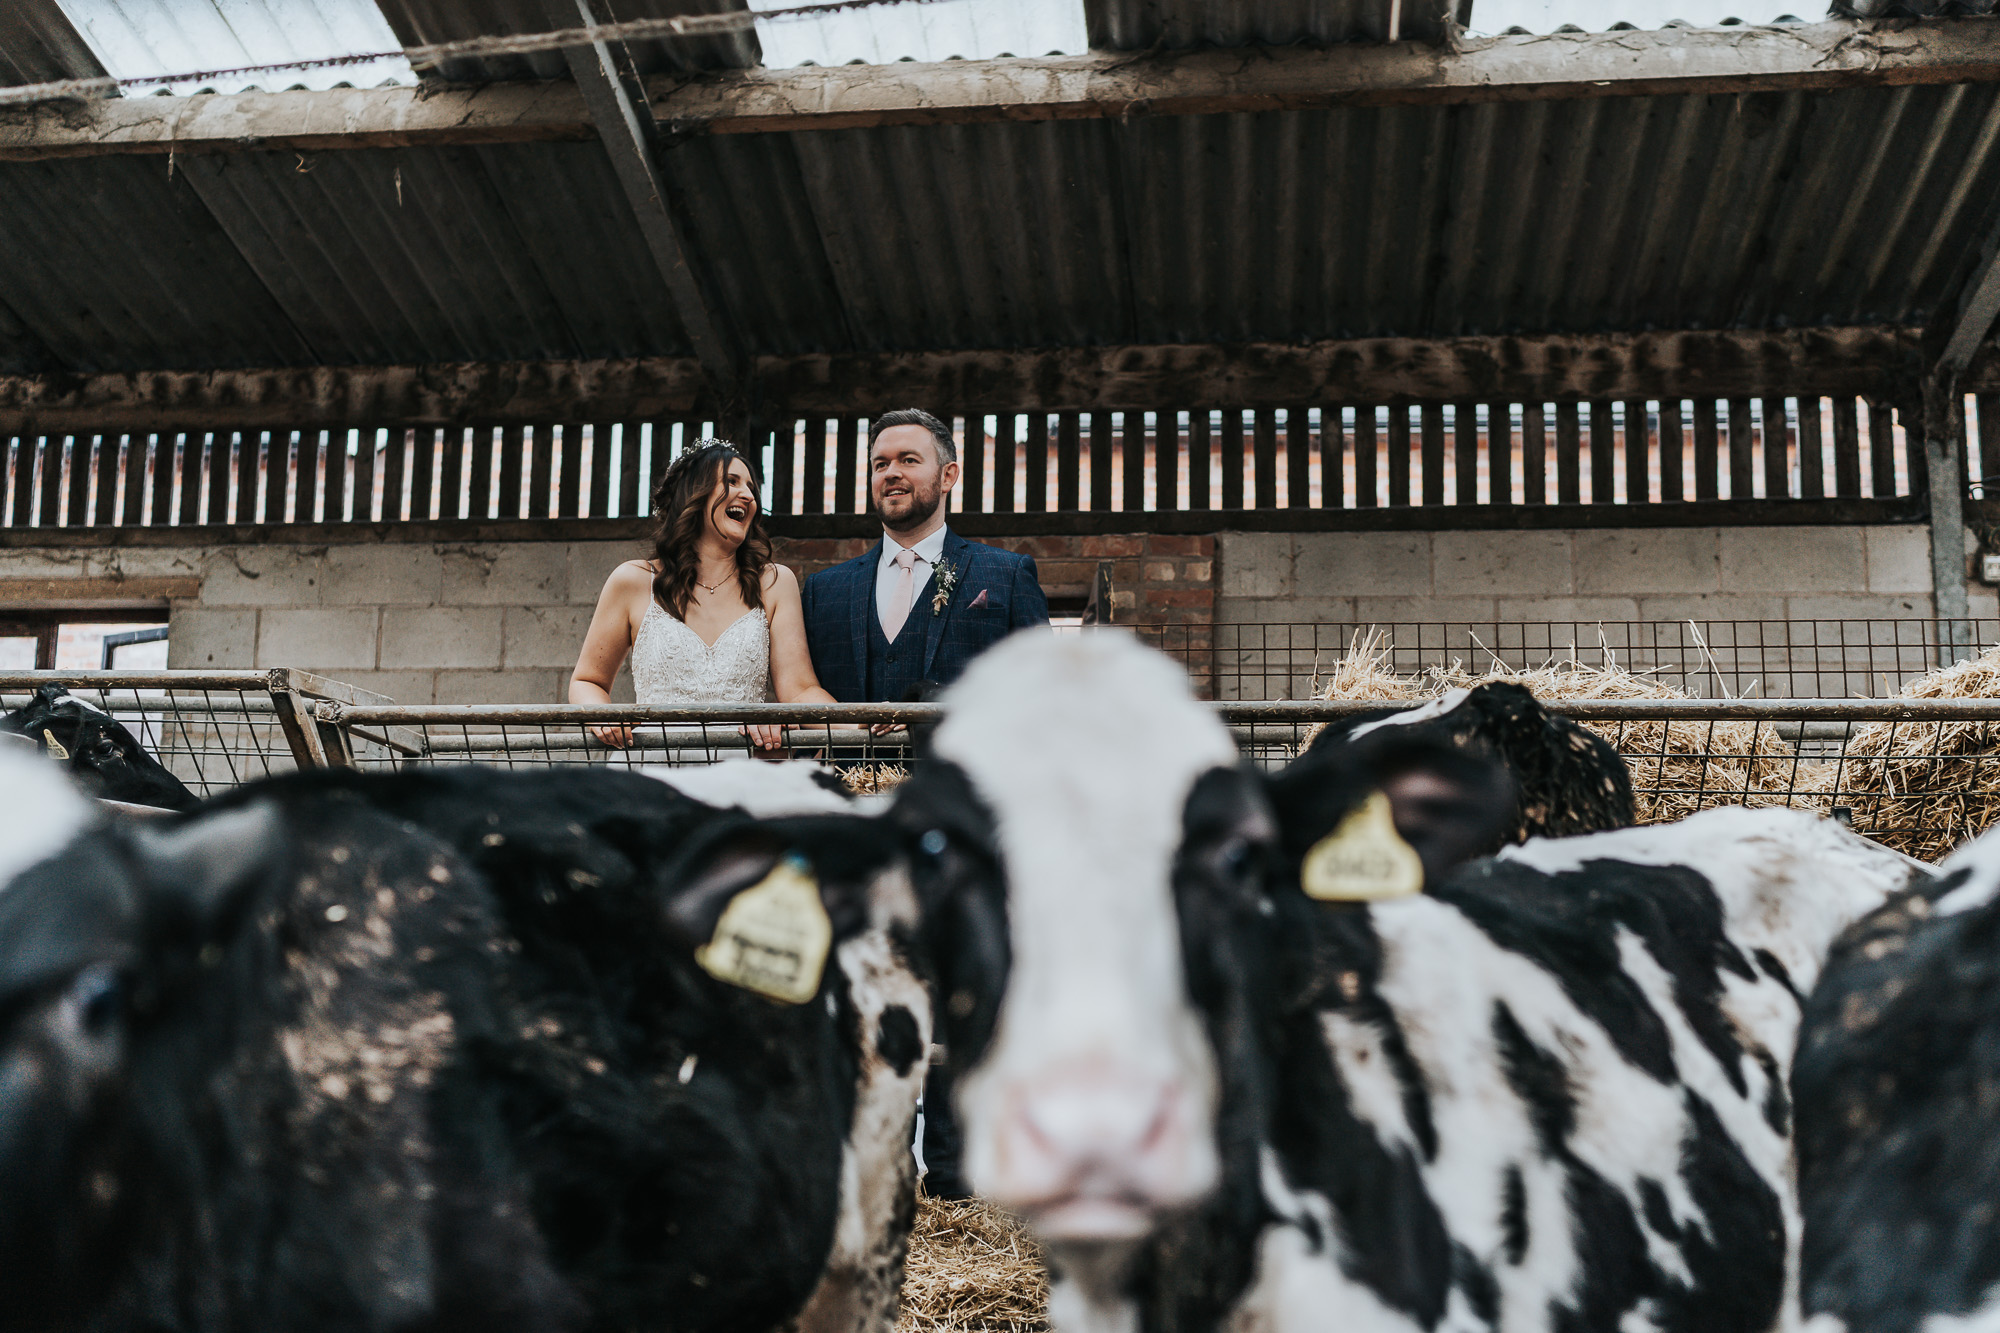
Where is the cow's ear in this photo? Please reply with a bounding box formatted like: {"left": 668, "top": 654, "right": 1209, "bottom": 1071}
{"left": 659, "top": 816, "right": 891, "bottom": 1004}
{"left": 1268, "top": 738, "right": 1515, "bottom": 897}
{"left": 132, "top": 802, "right": 287, "bottom": 929}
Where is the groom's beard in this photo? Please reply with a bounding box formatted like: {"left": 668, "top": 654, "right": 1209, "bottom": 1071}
{"left": 878, "top": 479, "right": 942, "bottom": 533}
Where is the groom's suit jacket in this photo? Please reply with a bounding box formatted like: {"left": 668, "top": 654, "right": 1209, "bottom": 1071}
{"left": 800, "top": 530, "right": 1049, "bottom": 702}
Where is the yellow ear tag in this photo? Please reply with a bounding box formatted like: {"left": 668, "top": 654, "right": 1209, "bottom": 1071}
{"left": 1301, "top": 791, "right": 1423, "bottom": 902}
{"left": 41, "top": 729, "right": 68, "bottom": 762}
{"left": 694, "top": 855, "right": 832, "bottom": 1005}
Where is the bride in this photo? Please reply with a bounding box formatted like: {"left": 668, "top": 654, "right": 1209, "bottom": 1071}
{"left": 569, "top": 440, "right": 834, "bottom": 752}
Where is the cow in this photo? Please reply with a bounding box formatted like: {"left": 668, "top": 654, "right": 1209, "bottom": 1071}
{"left": 223, "top": 761, "right": 928, "bottom": 1333}
{"left": 0, "top": 755, "right": 924, "bottom": 1333}
{"left": 1303, "top": 680, "right": 1635, "bottom": 847}
{"left": 1792, "top": 825, "right": 2000, "bottom": 1333}
{"left": 0, "top": 684, "right": 197, "bottom": 811}
{"left": 890, "top": 630, "right": 1919, "bottom": 1333}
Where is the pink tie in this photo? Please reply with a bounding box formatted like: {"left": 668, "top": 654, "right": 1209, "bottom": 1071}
{"left": 883, "top": 548, "right": 918, "bottom": 642}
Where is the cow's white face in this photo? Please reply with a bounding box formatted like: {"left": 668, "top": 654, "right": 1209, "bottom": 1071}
{"left": 922, "top": 633, "right": 1241, "bottom": 1245}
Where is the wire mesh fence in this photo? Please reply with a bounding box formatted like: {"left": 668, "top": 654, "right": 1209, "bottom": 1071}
{"left": 1139, "top": 619, "right": 2000, "bottom": 702}
{"left": 0, "top": 669, "right": 387, "bottom": 798}
{"left": 320, "top": 697, "right": 2000, "bottom": 861}
{"left": 22, "top": 668, "right": 2000, "bottom": 864}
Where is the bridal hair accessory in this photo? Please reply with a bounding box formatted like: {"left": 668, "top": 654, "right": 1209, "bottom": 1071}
{"left": 931, "top": 559, "right": 960, "bottom": 615}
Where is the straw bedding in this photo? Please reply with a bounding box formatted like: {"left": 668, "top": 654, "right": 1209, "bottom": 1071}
{"left": 1308, "top": 633, "right": 1824, "bottom": 827}
{"left": 1807, "top": 646, "right": 2000, "bottom": 863}
{"left": 896, "top": 1190, "right": 1048, "bottom": 1333}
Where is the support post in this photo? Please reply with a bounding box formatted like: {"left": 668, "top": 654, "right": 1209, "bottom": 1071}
{"left": 1925, "top": 376, "right": 1974, "bottom": 666}
{"left": 549, "top": 0, "right": 742, "bottom": 401}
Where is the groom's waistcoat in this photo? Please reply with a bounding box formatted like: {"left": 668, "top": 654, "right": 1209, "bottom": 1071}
{"left": 865, "top": 582, "right": 933, "bottom": 705}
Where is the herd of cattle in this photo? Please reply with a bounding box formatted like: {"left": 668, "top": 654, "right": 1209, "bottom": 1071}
{"left": 0, "top": 632, "right": 1992, "bottom": 1333}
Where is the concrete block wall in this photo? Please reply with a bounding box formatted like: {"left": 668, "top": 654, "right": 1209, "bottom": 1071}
{"left": 0, "top": 539, "right": 655, "bottom": 704}
{"left": 1219, "top": 525, "right": 1942, "bottom": 626}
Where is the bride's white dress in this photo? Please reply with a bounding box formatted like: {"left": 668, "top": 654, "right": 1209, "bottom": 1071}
{"left": 630, "top": 600, "right": 772, "bottom": 704}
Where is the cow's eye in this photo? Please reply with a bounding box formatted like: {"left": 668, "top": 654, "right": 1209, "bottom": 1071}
{"left": 919, "top": 828, "right": 948, "bottom": 858}
{"left": 88, "top": 737, "right": 120, "bottom": 760}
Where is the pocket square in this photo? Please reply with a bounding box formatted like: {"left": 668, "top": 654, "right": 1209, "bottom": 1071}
{"left": 967, "top": 589, "right": 990, "bottom": 609}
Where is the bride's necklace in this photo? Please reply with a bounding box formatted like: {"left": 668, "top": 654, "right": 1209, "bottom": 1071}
{"left": 694, "top": 569, "right": 731, "bottom": 593}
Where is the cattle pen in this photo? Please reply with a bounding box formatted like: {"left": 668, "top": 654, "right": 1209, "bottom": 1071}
{"left": 14, "top": 665, "right": 1999, "bottom": 864}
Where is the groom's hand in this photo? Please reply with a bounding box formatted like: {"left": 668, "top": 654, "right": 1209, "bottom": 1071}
{"left": 589, "top": 724, "right": 634, "bottom": 749}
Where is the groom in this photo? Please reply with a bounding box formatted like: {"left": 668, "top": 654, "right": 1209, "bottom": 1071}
{"left": 801, "top": 409, "right": 1048, "bottom": 706}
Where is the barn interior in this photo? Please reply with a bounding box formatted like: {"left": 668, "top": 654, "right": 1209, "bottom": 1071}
{"left": 1, "top": 0, "right": 1999, "bottom": 708}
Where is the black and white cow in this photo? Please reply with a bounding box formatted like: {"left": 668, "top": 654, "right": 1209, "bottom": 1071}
{"left": 0, "top": 684, "right": 197, "bottom": 811}
{"left": 0, "top": 756, "right": 924, "bottom": 1333}
{"left": 1304, "top": 680, "right": 1635, "bottom": 847}
{"left": 1792, "top": 826, "right": 2000, "bottom": 1333}
{"left": 893, "top": 631, "right": 1919, "bottom": 1333}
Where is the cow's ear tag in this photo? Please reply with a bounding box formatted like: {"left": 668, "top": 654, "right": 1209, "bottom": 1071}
{"left": 1301, "top": 791, "right": 1423, "bottom": 902}
{"left": 40, "top": 729, "right": 68, "bottom": 762}
{"left": 694, "top": 854, "right": 831, "bottom": 1005}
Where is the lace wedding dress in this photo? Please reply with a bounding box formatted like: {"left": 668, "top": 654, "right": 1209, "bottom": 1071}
{"left": 629, "top": 600, "right": 772, "bottom": 705}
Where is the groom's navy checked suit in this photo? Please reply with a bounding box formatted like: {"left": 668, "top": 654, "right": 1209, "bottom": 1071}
{"left": 801, "top": 530, "right": 1049, "bottom": 701}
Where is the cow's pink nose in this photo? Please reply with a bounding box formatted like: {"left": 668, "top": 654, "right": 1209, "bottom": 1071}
{"left": 986, "top": 1072, "right": 1209, "bottom": 1239}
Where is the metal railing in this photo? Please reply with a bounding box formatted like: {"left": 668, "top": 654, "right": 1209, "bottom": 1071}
{"left": 0, "top": 669, "right": 384, "bottom": 796}
{"left": 320, "top": 697, "right": 2000, "bottom": 864}
{"left": 26, "top": 681, "right": 2000, "bottom": 865}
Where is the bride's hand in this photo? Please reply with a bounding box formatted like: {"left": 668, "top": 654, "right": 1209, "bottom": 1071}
{"left": 743, "top": 723, "right": 788, "bottom": 753}
{"left": 590, "top": 724, "right": 634, "bottom": 749}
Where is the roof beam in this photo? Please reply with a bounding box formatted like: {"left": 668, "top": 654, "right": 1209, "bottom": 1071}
{"left": 0, "top": 325, "right": 1945, "bottom": 432}
{"left": 4, "top": 18, "right": 1999, "bottom": 160}
{"left": 549, "top": 0, "right": 741, "bottom": 393}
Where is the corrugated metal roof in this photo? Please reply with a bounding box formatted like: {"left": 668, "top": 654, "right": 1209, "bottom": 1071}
{"left": 0, "top": 1, "right": 106, "bottom": 86}
{"left": 175, "top": 141, "right": 690, "bottom": 363}
{"left": 374, "top": 0, "right": 759, "bottom": 80}
{"left": 0, "top": 156, "right": 315, "bottom": 371}
{"left": 5, "top": 80, "right": 2000, "bottom": 377}
{"left": 55, "top": 0, "right": 414, "bottom": 93}
{"left": 1084, "top": 0, "right": 1476, "bottom": 49}
{"left": 751, "top": 0, "right": 1086, "bottom": 67}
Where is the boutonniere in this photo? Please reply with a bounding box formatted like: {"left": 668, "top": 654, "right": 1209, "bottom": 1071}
{"left": 931, "top": 559, "right": 960, "bottom": 615}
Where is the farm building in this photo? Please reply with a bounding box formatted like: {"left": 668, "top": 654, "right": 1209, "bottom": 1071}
{"left": 1, "top": 0, "right": 1999, "bottom": 712}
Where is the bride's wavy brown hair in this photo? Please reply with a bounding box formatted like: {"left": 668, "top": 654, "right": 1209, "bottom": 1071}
{"left": 649, "top": 441, "right": 771, "bottom": 619}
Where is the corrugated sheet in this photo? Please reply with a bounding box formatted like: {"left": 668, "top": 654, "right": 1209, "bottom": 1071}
{"left": 0, "top": 0, "right": 107, "bottom": 85}
{"left": 1084, "top": 0, "right": 1476, "bottom": 49}
{"left": 751, "top": 0, "right": 1086, "bottom": 67}
{"left": 0, "top": 156, "right": 314, "bottom": 371}
{"left": 6, "top": 81, "right": 2000, "bottom": 375}
{"left": 375, "top": 0, "right": 758, "bottom": 80}
{"left": 54, "top": 0, "right": 413, "bottom": 93}
{"left": 176, "top": 142, "right": 689, "bottom": 362}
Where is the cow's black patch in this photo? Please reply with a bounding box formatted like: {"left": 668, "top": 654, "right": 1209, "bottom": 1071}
{"left": 1454, "top": 1241, "right": 1500, "bottom": 1327}
{"left": 1796, "top": 870, "right": 2000, "bottom": 1333}
{"left": 1752, "top": 948, "right": 1801, "bottom": 1002}
{"left": 876, "top": 1005, "right": 922, "bottom": 1078}
{"left": 1494, "top": 1000, "right": 1574, "bottom": 1154}
{"left": 1654, "top": 1092, "right": 1786, "bottom": 1333}
{"left": 889, "top": 761, "right": 1008, "bottom": 1078}
{"left": 1502, "top": 1165, "right": 1529, "bottom": 1266}
{"left": 1441, "top": 858, "right": 1756, "bottom": 1097}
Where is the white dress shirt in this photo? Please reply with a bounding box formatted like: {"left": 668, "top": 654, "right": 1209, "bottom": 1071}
{"left": 876, "top": 525, "right": 949, "bottom": 640}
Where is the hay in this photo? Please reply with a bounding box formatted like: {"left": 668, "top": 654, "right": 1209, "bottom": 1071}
{"left": 1803, "top": 646, "right": 2000, "bottom": 863}
{"left": 842, "top": 763, "right": 909, "bottom": 796}
{"left": 897, "top": 1189, "right": 1047, "bottom": 1333}
{"left": 1312, "top": 642, "right": 1824, "bottom": 826}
